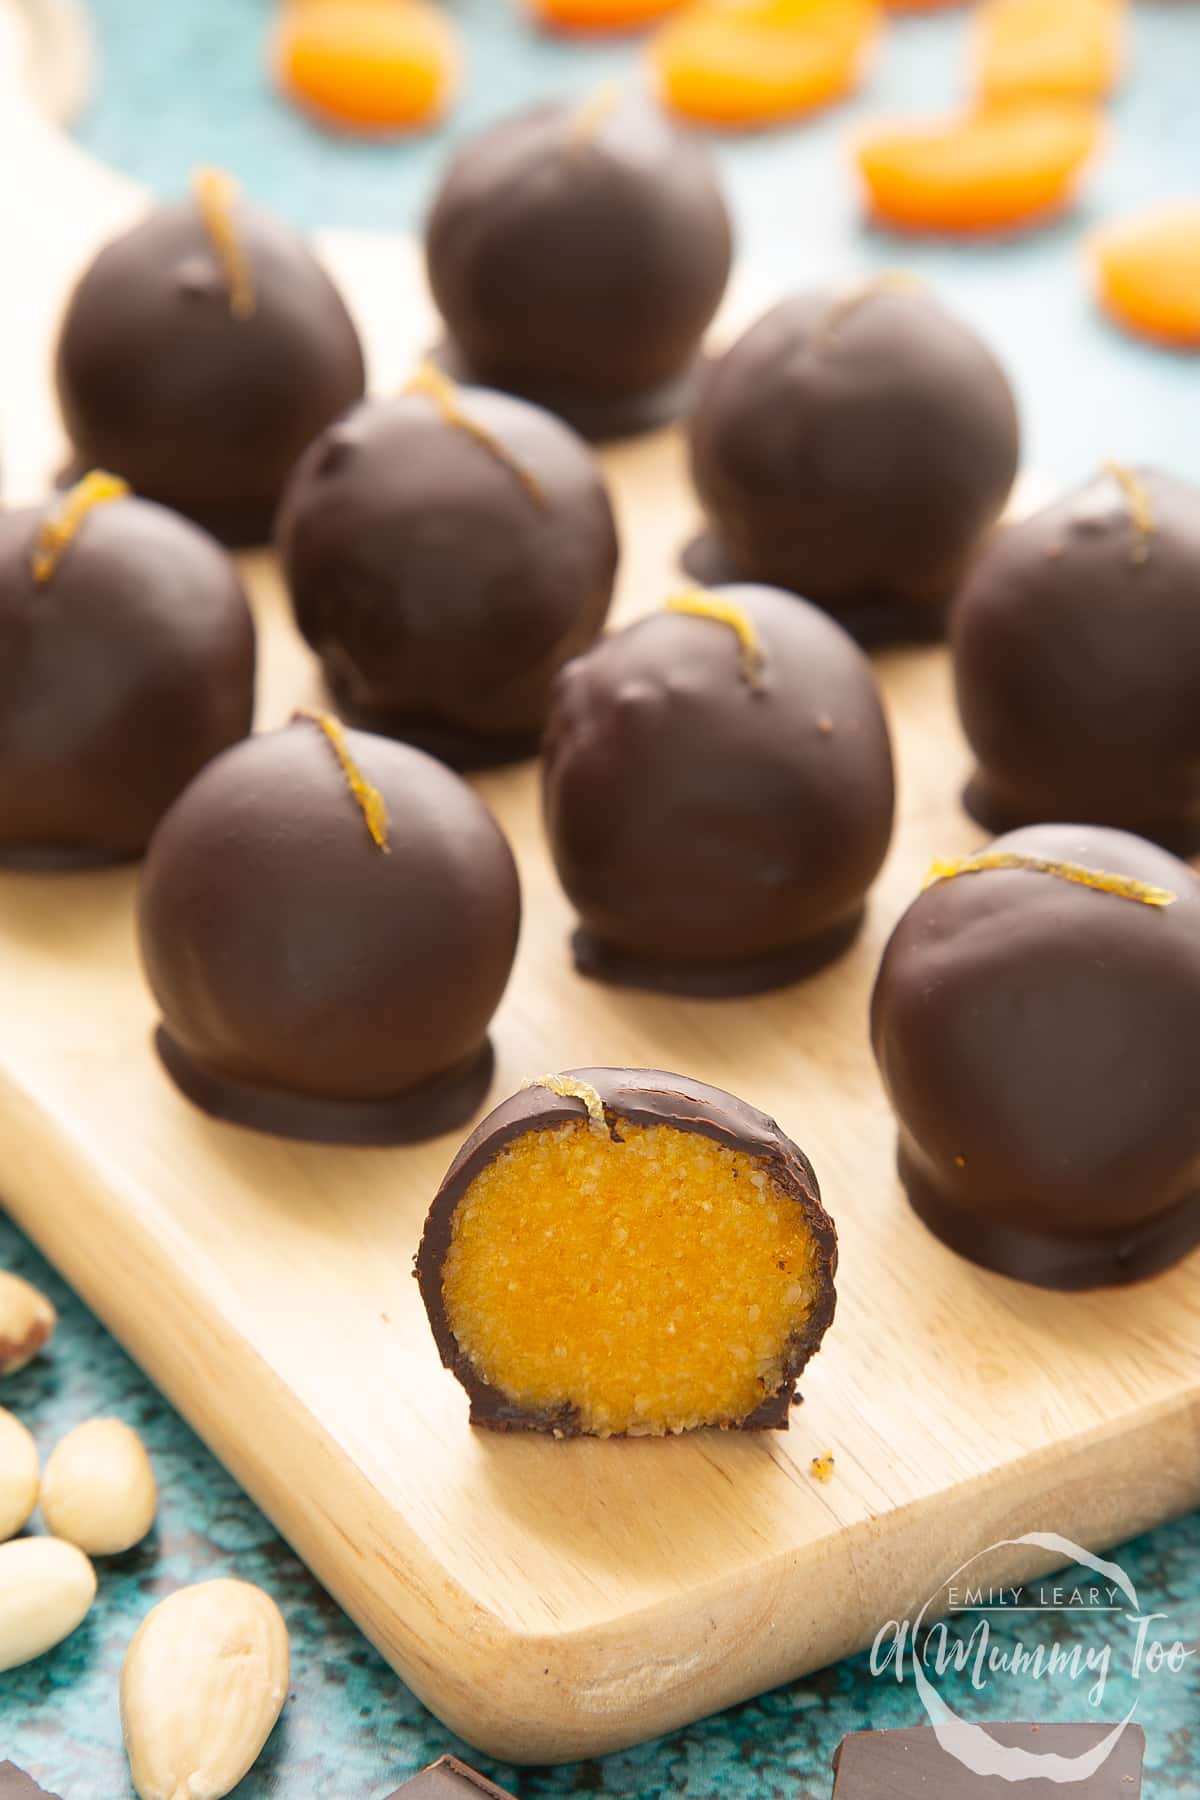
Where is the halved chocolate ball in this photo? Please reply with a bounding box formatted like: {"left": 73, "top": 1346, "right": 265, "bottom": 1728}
{"left": 0, "top": 477, "right": 255, "bottom": 867}
{"left": 542, "top": 584, "right": 895, "bottom": 994}
{"left": 138, "top": 715, "right": 521, "bottom": 1144}
{"left": 685, "top": 280, "right": 1020, "bottom": 642}
{"left": 55, "top": 170, "right": 366, "bottom": 546}
{"left": 416, "top": 1070, "right": 837, "bottom": 1436}
{"left": 425, "top": 93, "right": 733, "bottom": 439}
{"left": 871, "top": 825, "right": 1200, "bottom": 1289}
{"left": 953, "top": 464, "right": 1200, "bottom": 852}
{"left": 276, "top": 368, "right": 619, "bottom": 769}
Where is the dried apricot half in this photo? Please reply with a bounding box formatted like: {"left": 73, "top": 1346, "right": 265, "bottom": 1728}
{"left": 653, "top": 0, "right": 880, "bottom": 127}
{"left": 1091, "top": 205, "right": 1200, "bottom": 348}
{"left": 855, "top": 101, "right": 1103, "bottom": 234}
{"left": 976, "top": 0, "right": 1125, "bottom": 105}
{"left": 274, "top": 0, "right": 459, "bottom": 134}
{"left": 530, "top": 0, "right": 686, "bottom": 30}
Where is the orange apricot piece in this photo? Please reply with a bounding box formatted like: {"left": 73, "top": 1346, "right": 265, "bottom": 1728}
{"left": 1091, "top": 205, "right": 1200, "bottom": 348}
{"left": 855, "top": 102, "right": 1103, "bottom": 235}
{"left": 884, "top": 0, "right": 964, "bottom": 12}
{"left": 530, "top": 0, "right": 686, "bottom": 32}
{"left": 274, "top": 0, "right": 459, "bottom": 134}
{"left": 976, "top": 0, "right": 1125, "bottom": 105}
{"left": 652, "top": 0, "right": 880, "bottom": 128}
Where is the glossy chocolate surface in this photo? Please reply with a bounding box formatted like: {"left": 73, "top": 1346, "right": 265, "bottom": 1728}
{"left": 871, "top": 824, "right": 1200, "bottom": 1288}
{"left": 954, "top": 465, "right": 1200, "bottom": 851}
{"left": 55, "top": 197, "right": 365, "bottom": 545}
{"left": 415, "top": 1068, "right": 838, "bottom": 1433}
{"left": 276, "top": 386, "right": 618, "bottom": 769}
{"left": 138, "top": 720, "right": 521, "bottom": 1144}
{"left": 542, "top": 585, "right": 895, "bottom": 994}
{"left": 832, "top": 1724, "right": 1145, "bottom": 1798}
{"left": 685, "top": 285, "right": 1019, "bottom": 639}
{"left": 0, "top": 494, "right": 254, "bottom": 865}
{"left": 425, "top": 97, "right": 732, "bottom": 439}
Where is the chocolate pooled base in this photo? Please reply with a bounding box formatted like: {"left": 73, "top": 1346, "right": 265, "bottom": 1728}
{"left": 416, "top": 1069, "right": 838, "bottom": 1435}
{"left": 155, "top": 1028, "right": 495, "bottom": 1149}
{"left": 570, "top": 909, "right": 865, "bottom": 998}
{"left": 431, "top": 338, "right": 703, "bottom": 444}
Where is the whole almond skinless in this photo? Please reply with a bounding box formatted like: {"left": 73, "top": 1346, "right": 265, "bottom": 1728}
{"left": 0, "top": 1407, "right": 39, "bottom": 1542}
{"left": 0, "top": 1535, "right": 97, "bottom": 1671}
{"left": 0, "top": 1270, "right": 56, "bottom": 1376}
{"left": 121, "top": 1579, "right": 290, "bottom": 1800}
{"left": 41, "top": 1417, "right": 157, "bottom": 1556}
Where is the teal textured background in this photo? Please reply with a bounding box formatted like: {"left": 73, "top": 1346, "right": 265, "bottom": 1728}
{"left": 3, "top": 1, "right": 1200, "bottom": 1796}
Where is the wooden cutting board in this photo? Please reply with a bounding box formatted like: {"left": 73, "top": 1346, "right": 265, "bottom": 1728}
{"left": 1, "top": 77, "right": 1199, "bottom": 1768}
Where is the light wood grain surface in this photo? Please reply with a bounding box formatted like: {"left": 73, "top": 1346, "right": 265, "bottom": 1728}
{"left": 1, "top": 83, "right": 1199, "bottom": 1766}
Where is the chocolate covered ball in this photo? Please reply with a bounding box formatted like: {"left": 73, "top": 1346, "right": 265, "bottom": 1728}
{"left": 138, "top": 715, "right": 521, "bottom": 1144}
{"left": 276, "top": 369, "right": 619, "bottom": 769}
{"left": 55, "top": 169, "right": 366, "bottom": 546}
{"left": 425, "top": 93, "right": 733, "bottom": 439}
{"left": 871, "top": 825, "right": 1200, "bottom": 1289}
{"left": 954, "top": 464, "right": 1200, "bottom": 852}
{"left": 0, "top": 476, "right": 255, "bottom": 866}
{"left": 685, "top": 280, "right": 1020, "bottom": 641}
{"left": 542, "top": 584, "right": 895, "bottom": 995}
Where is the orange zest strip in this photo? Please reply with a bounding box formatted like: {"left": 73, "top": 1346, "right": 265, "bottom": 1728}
{"left": 192, "top": 166, "right": 256, "bottom": 319}
{"left": 404, "top": 361, "right": 545, "bottom": 506}
{"left": 296, "top": 710, "right": 390, "bottom": 852}
{"left": 665, "top": 589, "right": 765, "bottom": 689}
{"left": 569, "top": 81, "right": 624, "bottom": 143}
{"left": 31, "top": 471, "right": 129, "bottom": 584}
{"left": 1104, "top": 459, "right": 1154, "bottom": 563}
{"left": 923, "top": 852, "right": 1175, "bottom": 908}
{"left": 520, "top": 1074, "right": 610, "bottom": 1134}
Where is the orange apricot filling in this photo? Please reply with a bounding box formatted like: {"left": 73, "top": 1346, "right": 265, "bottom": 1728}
{"left": 855, "top": 101, "right": 1103, "bottom": 234}
{"left": 530, "top": 0, "right": 686, "bottom": 32}
{"left": 1090, "top": 206, "right": 1200, "bottom": 349}
{"left": 976, "top": 0, "right": 1125, "bottom": 105}
{"left": 274, "top": 0, "right": 459, "bottom": 134}
{"left": 652, "top": 0, "right": 879, "bottom": 128}
{"left": 440, "top": 1119, "right": 823, "bottom": 1436}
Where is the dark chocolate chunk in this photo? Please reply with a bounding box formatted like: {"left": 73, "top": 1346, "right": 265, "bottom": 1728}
{"left": 832, "top": 1723, "right": 1144, "bottom": 1797}
{"left": 871, "top": 824, "right": 1200, "bottom": 1288}
{"left": 384, "top": 1758, "right": 515, "bottom": 1800}
{"left": 0, "top": 481, "right": 255, "bottom": 866}
{"left": 685, "top": 282, "right": 1019, "bottom": 642}
{"left": 0, "top": 1767, "right": 64, "bottom": 1800}
{"left": 954, "top": 463, "right": 1200, "bottom": 852}
{"left": 138, "top": 714, "right": 521, "bottom": 1145}
{"left": 541, "top": 585, "right": 895, "bottom": 995}
{"left": 425, "top": 94, "right": 732, "bottom": 440}
{"left": 416, "top": 1068, "right": 837, "bottom": 1436}
{"left": 276, "top": 371, "right": 618, "bottom": 770}
{"left": 55, "top": 170, "right": 366, "bottom": 546}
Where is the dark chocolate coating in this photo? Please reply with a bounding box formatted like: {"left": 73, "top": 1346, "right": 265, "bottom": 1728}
{"left": 954, "top": 465, "right": 1200, "bottom": 852}
{"left": 542, "top": 585, "right": 895, "bottom": 993}
{"left": 276, "top": 388, "right": 618, "bottom": 769}
{"left": 55, "top": 198, "right": 365, "bottom": 545}
{"left": 871, "top": 824, "right": 1200, "bottom": 1289}
{"left": 415, "top": 1067, "right": 838, "bottom": 1434}
{"left": 0, "top": 495, "right": 255, "bottom": 865}
{"left": 0, "top": 1769, "right": 63, "bottom": 1800}
{"left": 138, "top": 721, "right": 521, "bottom": 1145}
{"left": 425, "top": 98, "right": 732, "bottom": 439}
{"left": 832, "top": 1724, "right": 1145, "bottom": 1799}
{"left": 387, "top": 1759, "right": 516, "bottom": 1800}
{"left": 685, "top": 286, "right": 1019, "bottom": 637}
